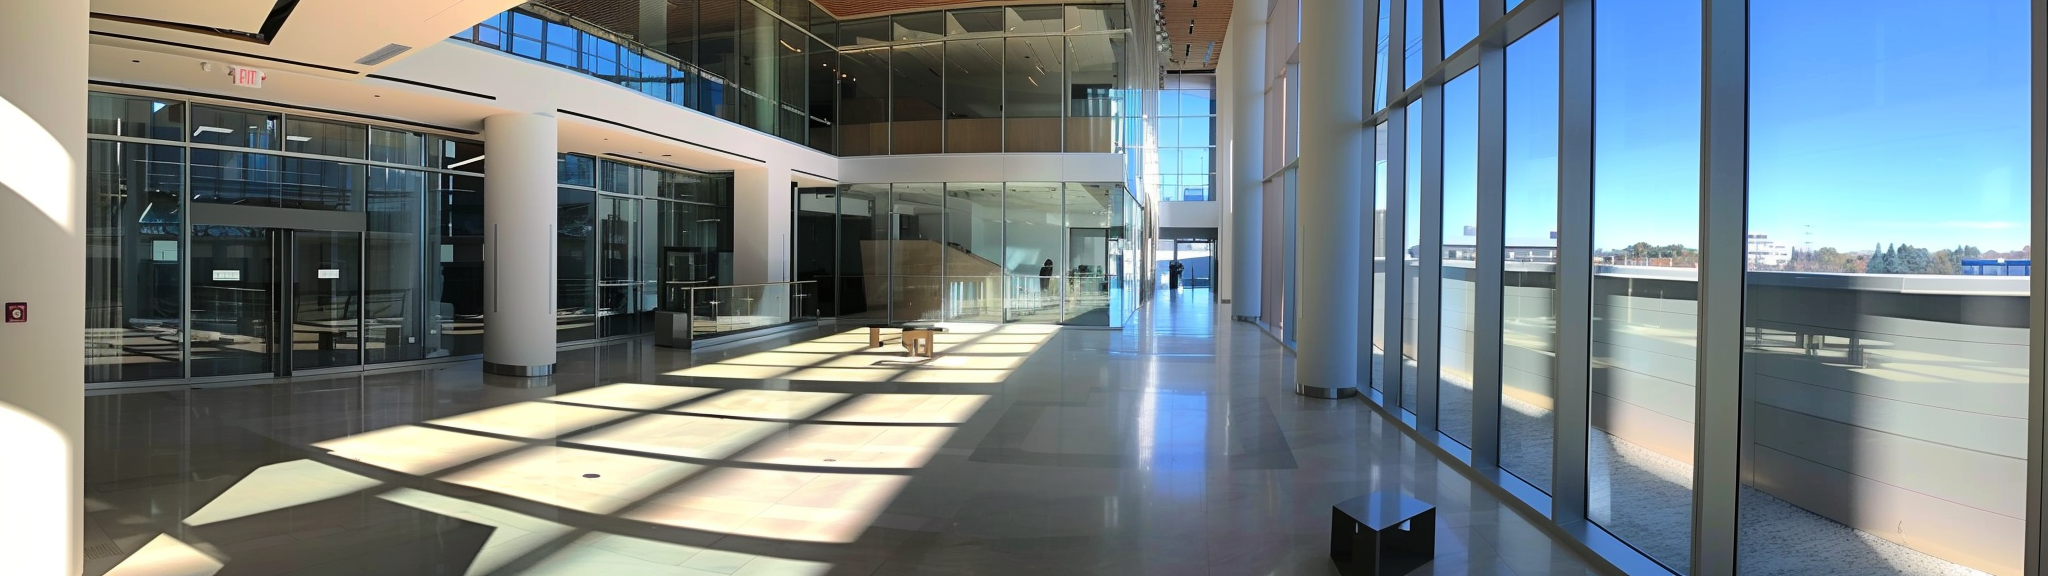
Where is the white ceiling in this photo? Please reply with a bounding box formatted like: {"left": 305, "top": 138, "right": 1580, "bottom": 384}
{"left": 92, "top": 0, "right": 278, "bottom": 35}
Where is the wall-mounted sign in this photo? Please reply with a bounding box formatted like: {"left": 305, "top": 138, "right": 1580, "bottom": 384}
{"left": 153, "top": 240, "right": 178, "bottom": 261}
{"left": 230, "top": 65, "right": 266, "bottom": 88}
{"left": 318, "top": 269, "right": 341, "bottom": 279}
{"left": 213, "top": 270, "right": 241, "bottom": 281}
{"left": 5, "top": 302, "right": 25, "bottom": 323}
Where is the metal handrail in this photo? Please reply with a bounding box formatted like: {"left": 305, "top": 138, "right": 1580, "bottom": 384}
{"left": 671, "top": 280, "right": 819, "bottom": 292}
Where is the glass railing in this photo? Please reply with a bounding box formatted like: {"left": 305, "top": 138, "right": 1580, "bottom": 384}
{"left": 654, "top": 280, "right": 819, "bottom": 346}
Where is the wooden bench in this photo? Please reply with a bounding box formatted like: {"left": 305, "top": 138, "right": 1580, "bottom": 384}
{"left": 866, "top": 323, "right": 946, "bottom": 358}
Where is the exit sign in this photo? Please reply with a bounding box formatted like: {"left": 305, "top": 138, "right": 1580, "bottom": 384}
{"left": 230, "top": 65, "right": 265, "bottom": 88}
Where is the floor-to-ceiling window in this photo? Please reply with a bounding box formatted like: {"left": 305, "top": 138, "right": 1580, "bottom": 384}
{"left": 1438, "top": 70, "right": 1479, "bottom": 447}
{"left": 1499, "top": 17, "right": 1559, "bottom": 495}
{"left": 1740, "top": 1, "right": 2032, "bottom": 574}
{"left": 1589, "top": 0, "right": 1700, "bottom": 571}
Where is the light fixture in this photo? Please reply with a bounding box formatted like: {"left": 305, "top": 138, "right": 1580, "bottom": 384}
{"left": 446, "top": 154, "right": 487, "bottom": 169}
{"left": 285, "top": 135, "right": 313, "bottom": 142}
{"left": 193, "top": 126, "right": 233, "bottom": 137}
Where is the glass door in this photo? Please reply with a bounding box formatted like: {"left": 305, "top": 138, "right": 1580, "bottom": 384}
{"left": 288, "top": 231, "right": 364, "bottom": 372}
{"left": 189, "top": 226, "right": 278, "bottom": 377}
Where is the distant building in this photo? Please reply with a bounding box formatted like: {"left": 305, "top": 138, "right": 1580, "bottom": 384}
{"left": 1961, "top": 259, "right": 2031, "bottom": 276}
{"left": 1747, "top": 233, "right": 1792, "bottom": 266}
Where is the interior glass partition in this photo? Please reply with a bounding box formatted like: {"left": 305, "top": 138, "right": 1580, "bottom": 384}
{"left": 794, "top": 180, "right": 1145, "bottom": 328}
{"left": 945, "top": 183, "right": 1006, "bottom": 322}
{"left": 1005, "top": 36, "right": 1066, "bottom": 152}
{"left": 1064, "top": 183, "right": 1116, "bottom": 325}
{"left": 1006, "top": 182, "right": 1066, "bottom": 323}
{"left": 85, "top": 92, "right": 486, "bottom": 386}
{"left": 946, "top": 39, "right": 1004, "bottom": 153}
{"left": 837, "top": 184, "right": 890, "bottom": 322}
{"left": 457, "top": 3, "right": 1134, "bottom": 156}
{"left": 891, "top": 44, "right": 946, "bottom": 155}
{"left": 85, "top": 139, "right": 185, "bottom": 383}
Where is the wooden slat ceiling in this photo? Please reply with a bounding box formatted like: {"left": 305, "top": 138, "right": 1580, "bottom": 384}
{"left": 1162, "top": 0, "right": 1231, "bottom": 71}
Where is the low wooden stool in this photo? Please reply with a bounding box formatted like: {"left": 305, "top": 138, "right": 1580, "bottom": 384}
{"left": 866, "top": 324, "right": 891, "bottom": 348}
{"left": 900, "top": 325, "right": 945, "bottom": 357}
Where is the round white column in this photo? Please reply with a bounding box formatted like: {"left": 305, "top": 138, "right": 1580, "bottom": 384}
{"left": 1294, "top": 0, "right": 1366, "bottom": 398}
{"left": 483, "top": 113, "right": 559, "bottom": 376}
{"left": 1227, "top": 0, "right": 1266, "bottom": 322}
{"left": 0, "top": 1, "right": 86, "bottom": 574}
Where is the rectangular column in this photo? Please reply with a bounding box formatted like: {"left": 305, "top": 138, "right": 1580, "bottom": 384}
{"left": 733, "top": 164, "right": 793, "bottom": 284}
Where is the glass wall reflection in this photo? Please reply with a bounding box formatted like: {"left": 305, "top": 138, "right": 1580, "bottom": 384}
{"left": 85, "top": 93, "right": 487, "bottom": 384}
{"left": 1439, "top": 70, "right": 1479, "bottom": 447}
{"left": 1589, "top": 0, "right": 1700, "bottom": 570}
{"left": 1369, "top": 122, "right": 1389, "bottom": 395}
{"left": 1401, "top": 101, "right": 1424, "bottom": 414}
{"left": 459, "top": 3, "right": 1133, "bottom": 156}
{"left": 1500, "top": 19, "right": 1559, "bottom": 494}
{"left": 792, "top": 181, "right": 1143, "bottom": 327}
{"left": 1740, "top": 1, "right": 2031, "bottom": 574}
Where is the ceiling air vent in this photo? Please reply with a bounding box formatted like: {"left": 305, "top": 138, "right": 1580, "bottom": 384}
{"left": 354, "top": 44, "right": 414, "bottom": 66}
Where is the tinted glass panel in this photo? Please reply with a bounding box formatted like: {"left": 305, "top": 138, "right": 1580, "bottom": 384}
{"left": 88, "top": 92, "right": 184, "bottom": 141}
{"left": 190, "top": 105, "right": 281, "bottom": 149}
{"left": 190, "top": 150, "right": 361, "bottom": 211}
{"left": 85, "top": 142, "right": 185, "bottom": 383}
{"left": 284, "top": 117, "right": 368, "bottom": 159}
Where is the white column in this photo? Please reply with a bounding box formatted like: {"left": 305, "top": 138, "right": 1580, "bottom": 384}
{"left": 1294, "top": 0, "right": 1366, "bottom": 398}
{"left": 732, "top": 164, "right": 792, "bottom": 284}
{"left": 0, "top": 1, "right": 86, "bottom": 574}
{"left": 483, "top": 113, "right": 558, "bottom": 377}
{"left": 1227, "top": 0, "right": 1267, "bottom": 322}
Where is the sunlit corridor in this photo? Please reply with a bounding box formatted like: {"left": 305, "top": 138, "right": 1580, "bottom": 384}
{"left": 81, "top": 294, "right": 1606, "bottom": 575}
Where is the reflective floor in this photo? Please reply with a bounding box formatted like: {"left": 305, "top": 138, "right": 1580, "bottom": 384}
{"left": 84, "top": 289, "right": 1604, "bottom": 576}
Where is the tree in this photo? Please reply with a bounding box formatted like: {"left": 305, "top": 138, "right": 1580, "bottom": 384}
{"left": 1868, "top": 243, "right": 1892, "bottom": 274}
{"left": 1896, "top": 244, "right": 1932, "bottom": 274}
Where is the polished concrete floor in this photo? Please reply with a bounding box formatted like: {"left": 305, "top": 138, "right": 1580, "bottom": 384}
{"left": 84, "top": 289, "right": 1607, "bottom": 576}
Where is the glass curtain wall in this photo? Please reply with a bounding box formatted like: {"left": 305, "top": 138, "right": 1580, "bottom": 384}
{"left": 1500, "top": 18, "right": 1559, "bottom": 495}
{"left": 558, "top": 154, "right": 736, "bottom": 344}
{"left": 84, "top": 91, "right": 485, "bottom": 385}
{"left": 1740, "top": 1, "right": 2032, "bottom": 574}
{"left": 1588, "top": 0, "right": 1700, "bottom": 570}
{"left": 1322, "top": 0, "right": 2042, "bottom": 574}
{"left": 1439, "top": 70, "right": 1479, "bottom": 447}
{"left": 1369, "top": 123, "right": 1388, "bottom": 395}
{"left": 1156, "top": 74, "right": 1216, "bottom": 201}
{"left": 462, "top": 3, "right": 1132, "bottom": 156}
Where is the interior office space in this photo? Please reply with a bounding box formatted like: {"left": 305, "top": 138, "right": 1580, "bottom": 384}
{"left": 1, "top": 0, "right": 2044, "bottom": 575}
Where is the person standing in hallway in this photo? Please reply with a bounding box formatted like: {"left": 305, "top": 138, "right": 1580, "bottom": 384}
{"left": 1169, "top": 260, "right": 1185, "bottom": 290}
{"left": 1039, "top": 259, "right": 1055, "bottom": 293}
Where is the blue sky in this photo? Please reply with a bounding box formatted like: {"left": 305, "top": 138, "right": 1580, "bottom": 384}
{"left": 1582, "top": 0, "right": 2031, "bottom": 253}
